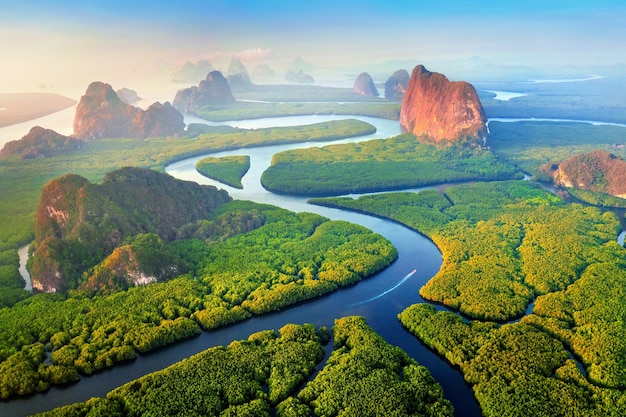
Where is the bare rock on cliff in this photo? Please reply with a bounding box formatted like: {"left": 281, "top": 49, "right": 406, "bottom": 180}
{"left": 73, "top": 82, "right": 184, "bottom": 140}
{"left": 399, "top": 65, "right": 488, "bottom": 145}
{"left": 0, "top": 126, "right": 84, "bottom": 159}
{"left": 352, "top": 72, "right": 379, "bottom": 97}
{"left": 539, "top": 150, "right": 626, "bottom": 198}
{"left": 384, "top": 69, "right": 410, "bottom": 101}
{"left": 173, "top": 71, "right": 236, "bottom": 113}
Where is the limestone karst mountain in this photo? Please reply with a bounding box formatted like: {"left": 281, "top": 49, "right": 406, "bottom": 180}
{"left": 399, "top": 65, "right": 487, "bottom": 145}
{"left": 73, "top": 82, "right": 184, "bottom": 140}
{"left": 173, "top": 71, "right": 236, "bottom": 113}
{"left": 540, "top": 150, "right": 626, "bottom": 198}
{"left": 384, "top": 69, "right": 410, "bottom": 101}
{"left": 352, "top": 72, "right": 379, "bottom": 97}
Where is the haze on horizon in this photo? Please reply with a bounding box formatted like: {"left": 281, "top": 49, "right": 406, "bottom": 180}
{"left": 1, "top": 0, "right": 625, "bottom": 95}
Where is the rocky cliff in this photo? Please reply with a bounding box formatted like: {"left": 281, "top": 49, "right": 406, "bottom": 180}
{"left": 352, "top": 72, "right": 379, "bottom": 97}
{"left": 0, "top": 126, "right": 84, "bottom": 159}
{"left": 73, "top": 82, "right": 184, "bottom": 140}
{"left": 227, "top": 57, "right": 253, "bottom": 91}
{"left": 31, "top": 167, "right": 232, "bottom": 292}
{"left": 173, "top": 71, "right": 236, "bottom": 113}
{"left": 172, "top": 59, "right": 214, "bottom": 83}
{"left": 384, "top": 69, "right": 410, "bottom": 101}
{"left": 539, "top": 150, "right": 626, "bottom": 198}
{"left": 399, "top": 65, "right": 487, "bottom": 145}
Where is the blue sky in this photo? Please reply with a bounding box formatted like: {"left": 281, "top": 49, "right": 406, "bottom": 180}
{"left": 2, "top": 1, "right": 625, "bottom": 92}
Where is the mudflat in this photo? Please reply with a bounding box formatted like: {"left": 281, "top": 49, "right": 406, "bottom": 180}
{"left": 0, "top": 92, "right": 77, "bottom": 128}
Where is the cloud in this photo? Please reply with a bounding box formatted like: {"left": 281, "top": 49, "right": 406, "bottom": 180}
{"left": 234, "top": 48, "right": 273, "bottom": 62}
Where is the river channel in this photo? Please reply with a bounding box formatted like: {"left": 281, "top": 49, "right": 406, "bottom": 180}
{"left": 2, "top": 114, "right": 487, "bottom": 417}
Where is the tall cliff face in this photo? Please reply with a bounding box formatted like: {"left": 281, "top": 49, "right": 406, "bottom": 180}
{"left": 384, "top": 69, "right": 410, "bottom": 101}
{"left": 399, "top": 65, "right": 488, "bottom": 145}
{"left": 173, "top": 71, "right": 236, "bottom": 113}
{"left": 352, "top": 72, "right": 379, "bottom": 97}
{"left": 31, "top": 167, "right": 232, "bottom": 292}
{"left": 540, "top": 150, "right": 626, "bottom": 198}
{"left": 73, "top": 82, "right": 184, "bottom": 140}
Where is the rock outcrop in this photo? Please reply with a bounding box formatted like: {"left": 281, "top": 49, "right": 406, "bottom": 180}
{"left": 173, "top": 71, "right": 236, "bottom": 113}
{"left": 399, "top": 65, "right": 487, "bottom": 145}
{"left": 227, "top": 57, "right": 253, "bottom": 91}
{"left": 31, "top": 167, "right": 232, "bottom": 292}
{"left": 172, "top": 59, "right": 214, "bottom": 83}
{"left": 285, "top": 70, "right": 314, "bottom": 84}
{"left": 73, "top": 82, "right": 184, "bottom": 140}
{"left": 539, "top": 150, "right": 626, "bottom": 198}
{"left": 79, "top": 233, "right": 183, "bottom": 292}
{"left": 352, "top": 72, "right": 379, "bottom": 97}
{"left": 0, "top": 126, "right": 84, "bottom": 159}
{"left": 384, "top": 69, "right": 410, "bottom": 101}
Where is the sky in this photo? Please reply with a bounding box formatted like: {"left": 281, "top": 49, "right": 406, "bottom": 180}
{"left": 1, "top": 0, "right": 625, "bottom": 94}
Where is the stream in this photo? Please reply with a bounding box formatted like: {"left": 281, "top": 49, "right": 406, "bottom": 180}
{"left": 7, "top": 112, "right": 626, "bottom": 417}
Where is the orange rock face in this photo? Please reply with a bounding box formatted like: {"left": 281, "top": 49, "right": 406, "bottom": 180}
{"left": 400, "top": 65, "right": 487, "bottom": 145}
{"left": 73, "top": 82, "right": 184, "bottom": 140}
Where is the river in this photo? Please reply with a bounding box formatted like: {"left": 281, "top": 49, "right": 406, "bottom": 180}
{"left": 2, "top": 114, "right": 483, "bottom": 417}
{"left": 6, "top": 109, "right": 626, "bottom": 416}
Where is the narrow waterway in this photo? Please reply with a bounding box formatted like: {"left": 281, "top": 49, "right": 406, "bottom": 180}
{"left": 2, "top": 114, "right": 482, "bottom": 417}
{"left": 8, "top": 111, "right": 626, "bottom": 417}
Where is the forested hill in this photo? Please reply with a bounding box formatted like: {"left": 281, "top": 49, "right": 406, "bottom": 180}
{"left": 540, "top": 149, "right": 626, "bottom": 198}
{"left": 31, "top": 167, "right": 232, "bottom": 292}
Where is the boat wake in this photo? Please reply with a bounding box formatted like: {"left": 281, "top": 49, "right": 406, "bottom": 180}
{"left": 348, "top": 269, "right": 417, "bottom": 307}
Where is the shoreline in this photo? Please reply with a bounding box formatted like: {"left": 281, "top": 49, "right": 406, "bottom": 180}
{"left": 0, "top": 92, "right": 77, "bottom": 129}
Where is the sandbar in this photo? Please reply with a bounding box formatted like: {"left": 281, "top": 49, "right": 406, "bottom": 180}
{"left": 0, "top": 92, "right": 77, "bottom": 128}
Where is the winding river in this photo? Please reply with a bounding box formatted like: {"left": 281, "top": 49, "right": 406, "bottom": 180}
{"left": 2, "top": 114, "right": 483, "bottom": 417}
{"left": 5, "top": 112, "right": 626, "bottom": 417}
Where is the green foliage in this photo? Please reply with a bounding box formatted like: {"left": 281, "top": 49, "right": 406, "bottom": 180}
{"left": 314, "top": 181, "right": 621, "bottom": 320}
{"left": 262, "top": 134, "right": 521, "bottom": 196}
{"left": 0, "top": 119, "right": 376, "bottom": 295}
{"left": 294, "top": 316, "right": 454, "bottom": 417}
{"left": 399, "top": 304, "right": 626, "bottom": 417}
{"left": 35, "top": 323, "right": 324, "bottom": 417}
{"left": 487, "top": 121, "right": 626, "bottom": 176}
{"left": 196, "top": 155, "right": 250, "bottom": 188}
{"left": 566, "top": 187, "right": 626, "bottom": 208}
{"left": 31, "top": 167, "right": 232, "bottom": 292}
{"left": 0, "top": 201, "right": 395, "bottom": 398}
{"left": 195, "top": 101, "right": 401, "bottom": 121}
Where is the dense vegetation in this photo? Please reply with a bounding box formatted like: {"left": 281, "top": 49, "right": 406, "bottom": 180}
{"left": 487, "top": 121, "right": 626, "bottom": 176}
{"left": 565, "top": 188, "right": 626, "bottom": 208}
{"left": 34, "top": 317, "right": 453, "bottom": 417}
{"left": 312, "top": 181, "right": 621, "bottom": 320}
{"left": 314, "top": 180, "right": 626, "bottom": 416}
{"left": 293, "top": 316, "right": 454, "bottom": 417}
{"left": 195, "top": 101, "right": 401, "bottom": 121}
{"left": 0, "top": 200, "right": 396, "bottom": 398}
{"left": 480, "top": 76, "right": 626, "bottom": 124}
{"left": 232, "top": 83, "right": 391, "bottom": 103}
{"left": 262, "top": 134, "right": 521, "bottom": 196}
{"left": 196, "top": 155, "right": 250, "bottom": 188}
{"left": 31, "top": 167, "right": 232, "bottom": 292}
{"left": 0, "top": 119, "right": 375, "bottom": 305}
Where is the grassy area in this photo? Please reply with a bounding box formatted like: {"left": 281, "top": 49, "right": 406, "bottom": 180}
{"left": 196, "top": 155, "right": 250, "bottom": 189}
{"left": 195, "top": 101, "right": 401, "bottom": 121}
